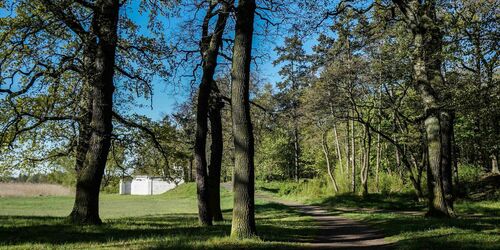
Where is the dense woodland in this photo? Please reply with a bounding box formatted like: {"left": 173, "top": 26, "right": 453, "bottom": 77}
{"left": 0, "top": 0, "right": 498, "bottom": 239}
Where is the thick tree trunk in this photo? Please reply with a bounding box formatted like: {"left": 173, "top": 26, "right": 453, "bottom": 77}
{"left": 194, "top": 1, "right": 230, "bottom": 226}
{"left": 425, "top": 110, "right": 455, "bottom": 217}
{"left": 189, "top": 158, "right": 194, "bottom": 182}
{"left": 74, "top": 89, "right": 93, "bottom": 176}
{"left": 208, "top": 85, "right": 224, "bottom": 222}
{"left": 440, "top": 111, "right": 454, "bottom": 212}
{"left": 69, "top": 0, "right": 119, "bottom": 225}
{"left": 230, "top": 0, "right": 256, "bottom": 238}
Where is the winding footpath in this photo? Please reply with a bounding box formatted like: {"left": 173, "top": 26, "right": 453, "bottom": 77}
{"left": 223, "top": 183, "right": 392, "bottom": 249}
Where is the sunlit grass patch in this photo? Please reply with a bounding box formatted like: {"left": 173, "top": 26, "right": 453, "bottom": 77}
{"left": 0, "top": 183, "right": 314, "bottom": 249}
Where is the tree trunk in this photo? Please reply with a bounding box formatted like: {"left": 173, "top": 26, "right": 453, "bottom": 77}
{"left": 69, "top": 0, "right": 119, "bottom": 225}
{"left": 333, "top": 123, "right": 343, "bottom": 175}
{"left": 321, "top": 129, "right": 339, "bottom": 193}
{"left": 395, "top": 139, "right": 401, "bottom": 172}
{"left": 208, "top": 85, "right": 224, "bottom": 222}
{"left": 345, "top": 120, "right": 350, "bottom": 178}
{"left": 230, "top": 0, "right": 256, "bottom": 238}
{"left": 293, "top": 124, "right": 300, "bottom": 182}
{"left": 194, "top": 62, "right": 212, "bottom": 226}
{"left": 375, "top": 130, "right": 381, "bottom": 193}
{"left": 350, "top": 117, "right": 356, "bottom": 193}
{"left": 189, "top": 158, "right": 193, "bottom": 182}
{"left": 492, "top": 155, "right": 500, "bottom": 174}
{"left": 440, "top": 111, "right": 454, "bottom": 212}
{"left": 194, "top": 1, "right": 230, "bottom": 226}
{"left": 361, "top": 124, "right": 371, "bottom": 196}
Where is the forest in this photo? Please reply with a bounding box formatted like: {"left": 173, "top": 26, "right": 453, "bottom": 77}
{"left": 0, "top": 0, "right": 498, "bottom": 249}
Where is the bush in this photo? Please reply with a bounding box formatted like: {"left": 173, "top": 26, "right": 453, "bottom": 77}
{"left": 458, "top": 164, "right": 483, "bottom": 184}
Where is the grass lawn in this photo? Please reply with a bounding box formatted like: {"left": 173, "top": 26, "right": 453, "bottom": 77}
{"left": 257, "top": 181, "right": 500, "bottom": 250}
{"left": 0, "top": 183, "right": 316, "bottom": 249}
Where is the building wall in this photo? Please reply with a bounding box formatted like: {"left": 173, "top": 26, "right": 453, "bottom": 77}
{"left": 152, "top": 179, "right": 184, "bottom": 194}
{"left": 120, "top": 176, "right": 182, "bottom": 195}
{"left": 119, "top": 180, "right": 131, "bottom": 195}
{"left": 131, "top": 177, "right": 151, "bottom": 195}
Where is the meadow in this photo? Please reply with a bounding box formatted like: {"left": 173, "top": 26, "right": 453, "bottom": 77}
{"left": 0, "top": 183, "right": 315, "bottom": 249}
{"left": 0, "top": 181, "right": 498, "bottom": 249}
{"left": 0, "top": 183, "right": 72, "bottom": 197}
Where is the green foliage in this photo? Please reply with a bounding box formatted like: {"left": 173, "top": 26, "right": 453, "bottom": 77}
{"left": 458, "top": 164, "right": 484, "bottom": 185}
{"left": 257, "top": 170, "right": 415, "bottom": 203}
{"left": 255, "top": 129, "right": 294, "bottom": 181}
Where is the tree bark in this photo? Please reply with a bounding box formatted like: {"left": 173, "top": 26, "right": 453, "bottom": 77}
{"left": 293, "top": 124, "right": 300, "bottom": 182}
{"left": 492, "top": 155, "right": 500, "bottom": 174}
{"left": 208, "top": 84, "right": 224, "bottom": 222}
{"left": 333, "top": 123, "right": 343, "bottom": 175}
{"left": 345, "top": 120, "right": 350, "bottom": 177}
{"left": 350, "top": 117, "right": 356, "bottom": 193}
{"left": 375, "top": 129, "right": 381, "bottom": 193}
{"left": 69, "top": 0, "right": 119, "bottom": 225}
{"left": 230, "top": 0, "right": 257, "bottom": 238}
{"left": 441, "top": 111, "right": 455, "bottom": 212}
{"left": 361, "top": 124, "right": 371, "bottom": 196}
{"left": 194, "top": 1, "right": 230, "bottom": 226}
{"left": 321, "top": 128, "right": 339, "bottom": 193}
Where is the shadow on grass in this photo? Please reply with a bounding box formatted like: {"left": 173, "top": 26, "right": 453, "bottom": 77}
{"left": 346, "top": 211, "right": 500, "bottom": 250}
{"left": 0, "top": 203, "right": 316, "bottom": 249}
{"left": 389, "top": 225, "right": 500, "bottom": 250}
{"left": 308, "top": 192, "right": 499, "bottom": 249}
{"left": 458, "top": 203, "right": 500, "bottom": 217}
{"left": 258, "top": 187, "right": 280, "bottom": 194}
{"left": 315, "top": 193, "right": 426, "bottom": 211}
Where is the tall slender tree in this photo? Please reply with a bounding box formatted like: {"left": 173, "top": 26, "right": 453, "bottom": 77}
{"left": 273, "top": 35, "right": 308, "bottom": 181}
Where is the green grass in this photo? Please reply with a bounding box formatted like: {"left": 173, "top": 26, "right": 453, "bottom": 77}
{"left": 0, "top": 184, "right": 232, "bottom": 218}
{"left": 2, "top": 180, "right": 498, "bottom": 249}
{"left": 0, "top": 183, "right": 316, "bottom": 249}
{"left": 257, "top": 180, "right": 500, "bottom": 250}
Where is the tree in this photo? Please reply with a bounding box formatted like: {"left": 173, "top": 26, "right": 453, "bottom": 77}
{"left": 0, "top": 0, "right": 173, "bottom": 224}
{"left": 393, "top": 0, "right": 455, "bottom": 217}
{"left": 208, "top": 82, "right": 225, "bottom": 221}
{"left": 273, "top": 35, "right": 309, "bottom": 182}
{"left": 194, "top": 0, "right": 231, "bottom": 226}
{"left": 41, "top": 0, "right": 122, "bottom": 225}
{"left": 230, "top": 0, "right": 257, "bottom": 238}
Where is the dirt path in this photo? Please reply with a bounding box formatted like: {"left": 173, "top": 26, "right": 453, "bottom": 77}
{"left": 223, "top": 183, "right": 392, "bottom": 249}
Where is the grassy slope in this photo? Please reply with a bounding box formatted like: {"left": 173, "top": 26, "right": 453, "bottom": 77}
{"left": 257, "top": 181, "right": 500, "bottom": 250}
{"left": 0, "top": 183, "right": 316, "bottom": 249}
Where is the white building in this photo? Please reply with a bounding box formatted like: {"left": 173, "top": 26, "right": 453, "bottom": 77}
{"left": 119, "top": 176, "right": 183, "bottom": 195}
